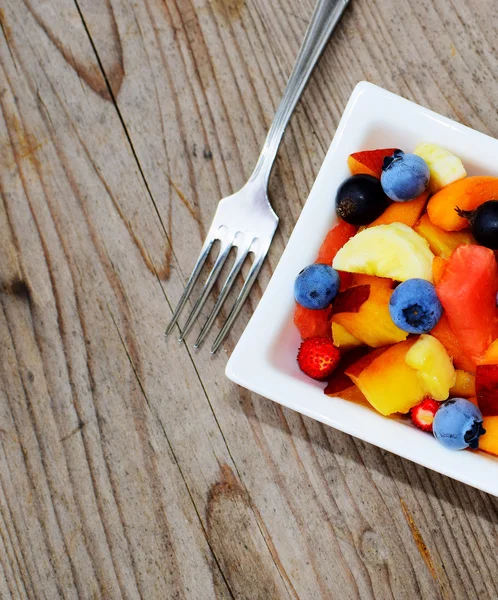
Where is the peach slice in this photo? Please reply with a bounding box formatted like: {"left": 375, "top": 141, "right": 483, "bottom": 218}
{"left": 324, "top": 347, "right": 372, "bottom": 399}
{"left": 414, "top": 214, "right": 475, "bottom": 259}
{"left": 332, "top": 283, "right": 408, "bottom": 348}
{"left": 368, "top": 191, "right": 428, "bottom": 228}
{"left": 427, "top": 176, "right": 498, "bottom": 231}
{"left": 335, "top": 386, "right": 369, "bottom": 405}
{"left": 345, "top": 339, "right": 424, "bottom": 415}
{"left": 333, "top": 284, "right": 371, "bottom": 314}
{"left": 347, "top": 148, "right": 397, "bottom": 178}
{"left": 476, "top": 364, "right": 498, "bottom": 416}
{"left": 478, "top": 416, "right": 498, "bottom": 456}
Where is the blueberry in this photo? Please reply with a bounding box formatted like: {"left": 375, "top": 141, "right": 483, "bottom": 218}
{"left": 389, "top": 279, "right": 443, "bottom": 334}
{"left": 294, "top": 264, "right": 340, "bottom": 310}
{"left": 381, "top": 150, "right": 430, "bottom": 202}
{"left": 336, "top": 174, "right": 391, "bottom": 225}
{"left": 433, "top": 398, "right": 485, "bottom": 450}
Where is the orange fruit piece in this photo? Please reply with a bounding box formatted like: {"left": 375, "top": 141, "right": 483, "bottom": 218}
{"left": 427, "top": 176, "right": 498, "bottom": 231}
{"left": 368, "top": 191, "right": 428, "bottom": 228}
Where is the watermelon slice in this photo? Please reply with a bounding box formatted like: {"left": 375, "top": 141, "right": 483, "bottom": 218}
{"left": 294, "top": 304, "right": 332, "bottom": 340}
{"left": 294, "top": 220, "right": 357, "bottom": 340}
{"left": 316, "top": 220, "right": 357, "bottom": 264}
{"left": 436, "top": 245, "right": 498, "bottom": 364}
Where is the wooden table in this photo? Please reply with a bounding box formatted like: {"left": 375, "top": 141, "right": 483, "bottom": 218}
{"left": 1, "top": 0, "right": 498, "bottom": 598}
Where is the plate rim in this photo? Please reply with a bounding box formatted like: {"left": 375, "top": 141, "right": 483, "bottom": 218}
{"left": 226, "top": 81, "right": 498, "bottom": 497}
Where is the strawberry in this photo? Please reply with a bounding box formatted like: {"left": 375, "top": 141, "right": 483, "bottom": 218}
{"left": 410, "top": 397, "right": 441, "bottom": 432}
{"left": 297, "top": 337, "right": 340, "bottom": 381}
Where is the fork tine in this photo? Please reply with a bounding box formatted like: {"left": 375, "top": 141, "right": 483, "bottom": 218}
{"left": 178, "top": 240, "right": 233, "bottom": 342}
{"left": 194, "top": 245, "right": 250, "bottom": 348}
{"left": 210, "top": 249, "right": 266, "bottom": 354}
{"left": 165, "top": 237, "right": 214, "bottom": 337}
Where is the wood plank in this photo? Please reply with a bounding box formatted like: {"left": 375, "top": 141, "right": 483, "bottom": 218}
{"left": 78, "top": 0, "right": 498, "bottom": 597}
{"left": 1, "top": 0, "right": 498, "bottom": 598}
{"left": 0, "top": 1, "right": 288, "bottom": 597}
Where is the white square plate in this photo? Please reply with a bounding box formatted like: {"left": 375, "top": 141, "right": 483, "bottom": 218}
{"left": 226, "top": 82, "right": 498, "bottom": 497}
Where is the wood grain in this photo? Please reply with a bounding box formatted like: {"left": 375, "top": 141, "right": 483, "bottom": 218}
{"left": 1, "top": 0, "right": 498, "bottom": 598}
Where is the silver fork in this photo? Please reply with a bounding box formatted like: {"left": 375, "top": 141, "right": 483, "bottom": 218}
{"left": 165, "top": 0, "right": 350, "bottom": 353}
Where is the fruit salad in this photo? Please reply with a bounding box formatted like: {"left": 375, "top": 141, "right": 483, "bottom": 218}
{"left": 293, "top": 144, "right": 498, "bottom": 455}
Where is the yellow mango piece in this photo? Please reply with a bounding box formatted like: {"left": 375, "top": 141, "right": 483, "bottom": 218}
{"left": 479, "top": 417, "right": 498, "bottom": 456}
{"left": 331, "top": 322, "right": 363, "bottom": 350}
{"left": 449, "top": 370, "right": 476, "bottom": 398}
{"left": 405, "top": 335, "right": 456, "bottom": 400}
{"left": 414, "top": 214, "right": 475, "bottom": 259}
{"left": 346, "top": 340, "right": 425, "bottom": 415}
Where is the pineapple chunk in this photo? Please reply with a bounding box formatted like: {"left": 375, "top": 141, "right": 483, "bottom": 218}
{"left": 414, "top": 143, "right": 466, "bottom": 193}
{"left": 405, "top": 335, "right": 456, "bottom": 400}
{"left": 332, "top": 223, "right": 435, "bottom": 282}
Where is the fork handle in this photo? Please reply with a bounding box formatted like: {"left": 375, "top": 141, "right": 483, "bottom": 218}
{"left": 249, "top": 0, "right": 350, "bottom": 186}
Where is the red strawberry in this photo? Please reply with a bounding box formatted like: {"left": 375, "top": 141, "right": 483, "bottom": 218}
{"left": 410, "top": 398, "right": 441, "bottom": 432}
{"left": 297, "top": 337, "right": 340, "bottom": 381}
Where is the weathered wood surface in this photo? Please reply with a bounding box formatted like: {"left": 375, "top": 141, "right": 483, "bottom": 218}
{"left": 1, "top": 0, "right": 498, "bottom": 598}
